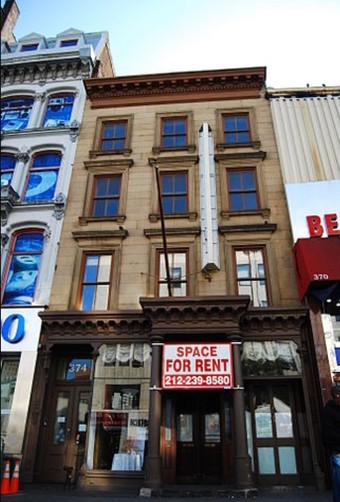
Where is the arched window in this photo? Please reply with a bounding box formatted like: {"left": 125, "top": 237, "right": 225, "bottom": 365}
{"left": 1, "top": 96, "right": 34, "bottom": 131}
{"left": 1, "top": 154, "right": 16, "bottom": 186}
{"left": 24, "top": 152, "right": 61, "bottom": 202}
{"left": 2, "top": 231, "right": 44, "bottom": 305}
{"left": 43, "top": 94, "right": 75, "bottom": 128}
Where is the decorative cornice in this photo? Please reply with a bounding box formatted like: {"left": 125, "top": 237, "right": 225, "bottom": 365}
{"left": 85, "top": 67, "right": 266, "bottom": 108}
{"left": 39, "top": 311, "right": 151, "bottom": 346}
{"left": 140, "top": 296, "right": 250, "bottom": 337}
{"left": 242, "top": 307, "right": 309, "bottom": 336}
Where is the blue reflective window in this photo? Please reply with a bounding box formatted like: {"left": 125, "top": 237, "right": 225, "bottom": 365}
{"left": 223, "top": 114, "right": 250, "bottom": 144}
{"left": 101, "top": 122, "right": 127, "bottom": 150}
{"left": 161, "top": 173, "right": 187, "bottom": 214}
{"left": 1, "top": 154, "right": 16, "bottom": 186}
{"left": 1, "top": 97, "right": 34, "bottom": 131}
{"left": 161, "top": 118, "right": 187, "bottom": 148}
{"left": 43, "top": 95, "right": 74, "bottom": 128}
{"left": 24, "top": 152, "right": 61, "bottom": 202}
{"left": 80, "top": 254, "right": 113, "bottom": 310}
{"left": 60, "top": 39, "right": 78, "bottom": 47}
{"left": 3, "top": 232, "right": 44, "bottom": 305}
{"left": 228, "top": 169, "right": 258, "bottom": 210}
{"left": 92, "top": 176, "right": 121, "bottom": 217}
{"left": 21, "top": 43, "right": 38, "bottom": 52}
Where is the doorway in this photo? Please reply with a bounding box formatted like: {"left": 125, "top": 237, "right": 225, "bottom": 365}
{"left": 247, "top": 383, "right": 303, "bottom": 484}
{"left": 175, "top": 391, "right": 222, "bottom": 483}
{"left": 36, "top": 354, "right": 92, "bottom": 484}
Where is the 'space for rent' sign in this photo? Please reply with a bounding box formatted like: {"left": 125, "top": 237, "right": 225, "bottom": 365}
{"left": 162, "top": 343, "right": 233, "bottom": 389}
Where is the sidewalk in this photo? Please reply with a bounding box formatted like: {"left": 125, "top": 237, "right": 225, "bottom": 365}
{"left": 1, "top": 483, "right": 333, "bottom": 502}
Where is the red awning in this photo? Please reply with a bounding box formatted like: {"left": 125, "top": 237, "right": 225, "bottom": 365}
{"left": 293, "top": 237, "right": 340, "bottom": 300}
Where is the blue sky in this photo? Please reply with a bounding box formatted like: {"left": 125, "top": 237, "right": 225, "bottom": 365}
{"left": 8, "top": 0, "right": 340, "bottom": 88}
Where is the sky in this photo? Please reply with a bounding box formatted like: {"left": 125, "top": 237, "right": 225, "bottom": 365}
{"left": 7, "top": 0, "right": 340, "bottom": 88}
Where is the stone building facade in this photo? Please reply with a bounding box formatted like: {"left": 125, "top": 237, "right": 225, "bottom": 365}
{"left": 25, "top": 66, "right": 327, "bottom": 490}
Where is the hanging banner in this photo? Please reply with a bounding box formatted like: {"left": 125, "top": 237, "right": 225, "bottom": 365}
{"left": 162, "top": 343, "right": 233, "bottom": 390}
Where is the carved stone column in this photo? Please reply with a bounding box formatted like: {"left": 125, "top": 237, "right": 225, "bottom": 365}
{"left": 144, "top": 337, "right": 163, "bottom": 488}
{"left": 232, "top": 340, "right": 253, "bottom": 488}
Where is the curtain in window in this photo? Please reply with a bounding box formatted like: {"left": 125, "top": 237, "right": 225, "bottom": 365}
{"left": 101, "top": 343, "right": 150, "bottom": 364}
{"left": 241, "top": 341, "right": 301, "bottom": 376}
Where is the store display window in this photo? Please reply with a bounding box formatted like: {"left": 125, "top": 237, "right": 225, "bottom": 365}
{"left": 87, "top": 343, "right": 151, "bottom": 471}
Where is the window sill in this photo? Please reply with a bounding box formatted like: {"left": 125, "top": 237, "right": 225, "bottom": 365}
{"left": 216, "top": 141, "right": 261, "bottom": 151}
{"left": 148, "top": 212, "right": 197, "bottom": 223}
{"left": 89, "top": 148, "right": 132, "bottom": 158}
{"left": 220, "top": 208, "right": 270, "bottom": 220}
{"left": 152, "top": 144, "right": 196, "bottom": 155}
{"left": 79, "top": 215, "right": 126, "bottom": 225}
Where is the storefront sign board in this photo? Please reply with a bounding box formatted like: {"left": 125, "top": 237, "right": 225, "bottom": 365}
{"left": 162, "top": 343, "right": 233, "bottom": 389}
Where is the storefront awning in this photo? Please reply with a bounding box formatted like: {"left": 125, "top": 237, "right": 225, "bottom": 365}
{"left": 293, "top": 238, "right": 340, "bottom": 301}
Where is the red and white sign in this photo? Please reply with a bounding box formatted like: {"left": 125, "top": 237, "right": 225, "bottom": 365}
{"left": 162, "top": 343, "right": 233, "bottom": 390}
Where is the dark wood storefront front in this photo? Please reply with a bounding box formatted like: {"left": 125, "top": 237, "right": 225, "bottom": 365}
{"left": 21, "top": 297, "right": 324, "bottom": 490}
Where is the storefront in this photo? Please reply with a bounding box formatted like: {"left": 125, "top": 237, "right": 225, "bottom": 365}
{"left": 26, "top": 295, "right": 322, "bottom": 490}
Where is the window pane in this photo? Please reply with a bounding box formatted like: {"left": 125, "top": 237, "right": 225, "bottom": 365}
{"left": 43, "top": 95, "right": 74, "bottom": 128}
{"left": 1, "top": 359, "right": 20, "bottom": 438}
{"left": 81, "top": 285, "right": 95, "bottom": 310}
{"left": 230, "top": 193, "right": 243, "bottom": 210}
{"left": 1, "top": 155, "right": 16, "bottom": 186}
{"left": 236, "top": 116, "right": 248, "bottom": 130}
{"left": 95, "top": 179, "right": 107, "bottom": 196}
{"left": 244, "top": 193, "right": 257, "bottom": 209}
{"left": 93, "top": 200, "right": 106, "bottom": 216}
{"left": 53, "top": 392, "right": 69, "bottom": 445}
{"left": 108, "top": 178, "right": 120, "bottom": 195}
{"left": 241, "top": 341, "right": 302, "bottom": 377}
{"left": 243, "top": 171, "right": 255, "bottom": 189}
{"left": 1, "top": 97, "right": 34, "bottom": 131}
{"left": 97, "top": 255, "right": 112, "bottom": 282}
{"left": 174, "top": 196, "right": 187, "bottom": 213}
{"left": 279, "top": 447, "right": 297, "bottom": 474}
{"left": 229, "top": 172, "right": 242, "bottom": 190}
{"left": 94, "top": 284, "right": 109, "bottom": 310}
{"left": 84, "top": 256, "right": 99, "bottom": 282}
{"left": 238, "top": 132, "right": 250, "bottom": 143}
{"left": 81, "top": 254, "right": 112, "bottom": 310}
{"left": 258, "top": 447, "right": 276, "bottom": 474}
{"left": 106, "top": 200, "right": 119, "bottom": 216}
{"left": 3, "top": 233, "right": 43, "bottom": 305}
{"left": 25, "top": 170, "right": 58, "bottom": 201}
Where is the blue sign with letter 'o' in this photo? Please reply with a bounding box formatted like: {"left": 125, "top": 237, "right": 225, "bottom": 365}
{"left": 2, "top": 314, "right": 25, "bottom": 343}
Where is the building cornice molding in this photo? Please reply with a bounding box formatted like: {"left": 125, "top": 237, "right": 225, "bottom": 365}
{"left": 242, "top": 307, "right": 309, "bottom": 335}
{"left": 85, "top": 67, "right": 266, "bottom": 108}
{"left": 140, "top": 296, "right": 250, "bottom": 336}
{"left": 39, "top": 310, "right": 151, "bottom": 346}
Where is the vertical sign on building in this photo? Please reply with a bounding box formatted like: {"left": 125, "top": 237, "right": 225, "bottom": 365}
{"left": 199, "top": 122, "right": 220, "bottom": 273}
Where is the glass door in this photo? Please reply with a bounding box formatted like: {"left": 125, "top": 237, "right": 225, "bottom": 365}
{"left": 250, "top": 384, "right": 299, "bottom": 484}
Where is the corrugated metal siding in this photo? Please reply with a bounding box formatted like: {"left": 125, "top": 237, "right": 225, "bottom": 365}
{"left": 270, "top": 95, "right": 340, "bottom": 183}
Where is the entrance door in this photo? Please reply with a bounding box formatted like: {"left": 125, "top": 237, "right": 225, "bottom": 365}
{"left": 176, "top": 392, "right": 222, "bottom": 483}
{"left": 249, "top": 384, "right": 299, "bottom": 484}
{"left": 40, "top": 386, "right": 90, "bottom": 483}
{"left": 37, "top": 355, "right": 92, "bottom": 484}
